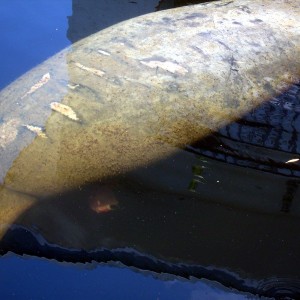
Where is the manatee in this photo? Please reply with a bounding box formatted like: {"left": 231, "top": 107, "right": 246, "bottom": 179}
{"left": 0, "top": 0, "right": 300, "bottom": 239}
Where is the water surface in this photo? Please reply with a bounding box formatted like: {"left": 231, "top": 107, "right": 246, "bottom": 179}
{"left": 0, "top": 1, "right": 300, "bottom": 299}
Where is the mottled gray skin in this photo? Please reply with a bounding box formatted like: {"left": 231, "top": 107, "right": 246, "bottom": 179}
{"left": 0, "top": 0, "right": 299, "bottom": 236}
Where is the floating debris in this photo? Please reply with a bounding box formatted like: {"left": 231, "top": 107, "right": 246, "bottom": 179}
{"left": 50, "top": 102, "right": 79, "bottom": 121}
{"left": 97, "top": 49, "right": 111, "bottom": 56}
{"left": 140, "top": 60, "right": 188, "bottom": 75}
{"left": 74, "top": 62, "right": 105, "bottom": 77}
{"left": 0, "top": 118, "right": 20, "bottom": 148}
{"left": 285, "top": 158, "right": 300, "bottom": 164}
{"left": 21, "top": 73, "right": 51, "bottom": 99}
{"left": 88, "top": 186, "right": 118, "bottom": 214}
{"left": 24, "top": 125, "right": 47, "bottom": 139}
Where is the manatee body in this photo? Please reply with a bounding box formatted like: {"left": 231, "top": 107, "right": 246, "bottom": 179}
{"left": 0, "top": 0, "right": 300, "bottom": 236}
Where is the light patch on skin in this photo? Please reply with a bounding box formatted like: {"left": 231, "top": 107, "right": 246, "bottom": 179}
{"left": 50, "top": 102, "right": 79, "bottom": 121}
{"left": 140, "top": 60, "right": 188, "bottom": 75}
{"left": 24, "top": 125, "right": 47, "bottom": 139}
{"left": 282, "top": 102, "right": 300, "bottom": 112}
{"left": 97, "top": 49, "right": 111, "bottom": 56}
{"left": 67, "top": 83, "right": 80, "bottom": 90}
{"left": 88, "top": 186, "right": 118, "bottom": 214}
{"left": 263, "top": 77, "right": 274, "bottom": 82}
{"left": 74, "top": 62, "right": 105, "bottom": 77}
{"left": 285, "top": 158, "right": 300, "bottom": 164}
{"left": 0, "top": 118, "right": 20, "bottom": 148}
{"left": 21, "top": 73, "right": 51, "bottom": 99}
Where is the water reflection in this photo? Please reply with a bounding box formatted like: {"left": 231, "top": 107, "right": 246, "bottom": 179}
{"left": 190, "top": 82, "right": 300, "bottom": 178}
{"left": 67, "top": 0, "right": 212, "bottom": 43}
{"left": 67, "top": 0, "right": 159, "bottom": 43}
{"left": 1, "top": 147, "right": 300, "bottom": 297}
{"left": 156, "top": 0, "right": 212, "bottom": 11}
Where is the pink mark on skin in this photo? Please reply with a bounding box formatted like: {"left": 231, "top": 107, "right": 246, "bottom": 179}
{"left": 88, "top": 186, "right": 118, "bottom": 214}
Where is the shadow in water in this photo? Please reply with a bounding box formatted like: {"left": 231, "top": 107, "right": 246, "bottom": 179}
{"left": 1, "top": 81, "right": 300, "bottom": 298}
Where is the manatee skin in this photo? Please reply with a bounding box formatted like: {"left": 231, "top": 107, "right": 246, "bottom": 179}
{"left": 0, "top": 0, "right": 300, "bottom": 236}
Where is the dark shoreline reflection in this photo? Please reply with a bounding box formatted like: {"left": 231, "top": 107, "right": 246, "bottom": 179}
{"left": 189, "top": 82, "right": 300, "bottom": 178}
{"left": 67, "top": 0, "right": 157, "bottom": 43}
{"left": 67, "top": 0, "right": 214, "bottom": 43}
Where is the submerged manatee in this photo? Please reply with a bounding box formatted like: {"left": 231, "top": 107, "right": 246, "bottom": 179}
{"left": 0, "top": 0, "right": 300, "bottom": 237}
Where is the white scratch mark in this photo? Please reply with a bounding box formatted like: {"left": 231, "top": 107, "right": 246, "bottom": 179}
{"left": 140, "top": 60, "right": 188, "bottom": 75}
{"left": 50, "top": 102, "right": 79, "bottom": 121}
{"left": 21, "top": 73, "right": 51, "bottom": 99}
{"left": 24, "top": 125, "right": 47, "bottom": 139}
{"left": 285, "top": 158, "right": 299, "bottom": 164}
{"left": 74, "top": 62, "right": 105, "bottom": 77}
{"left": 98, "top": 49, "right": 111, "bottom": 56}
{"left": 67, "top": 83, "right": 80, "bottom": 90}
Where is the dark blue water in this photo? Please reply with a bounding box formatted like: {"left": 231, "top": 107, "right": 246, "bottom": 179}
{"left": 0, "top": 1, "right": 71, "bottom": 90}
{"left": 0, "top": 1, "right": 252, "bottom": 299}
{"left": 0, "top": 255, "right": 250, "bottom": 300}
